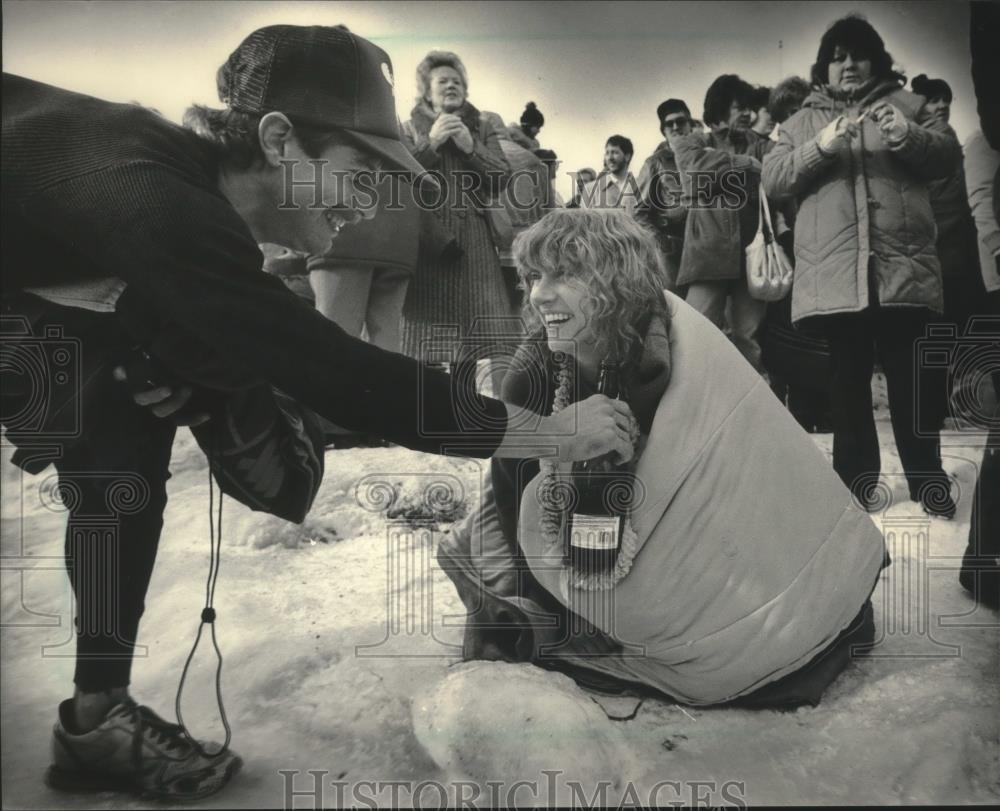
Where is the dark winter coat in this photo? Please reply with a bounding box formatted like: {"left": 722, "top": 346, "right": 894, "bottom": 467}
{"left": 762, "top": 81, "right": 961, "bottom": 324}
{"left": 929, "top": 162, "right": 982, "bottom": 280}
{"left": 672, "top": 129, "right": 770, "bottom": 286}
{"left": 635, "top": 141, "right": 687, "bottom": 284}
{"left": 400, "top": 101, "right": 514, "bottom": 358}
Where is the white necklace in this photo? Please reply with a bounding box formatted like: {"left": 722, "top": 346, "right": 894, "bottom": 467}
{"left": 537, "top": 357, "right": 640, "bottom": 592}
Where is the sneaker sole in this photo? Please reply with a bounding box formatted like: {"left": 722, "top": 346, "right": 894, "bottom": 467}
{"left": 44, "top": 755, "right": 243, "bottom": 802}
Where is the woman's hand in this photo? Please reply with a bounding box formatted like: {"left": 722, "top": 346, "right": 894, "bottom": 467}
{"left": 869, "top": 101, "right": 910, "bottom": 146}
{"left": 428, "top": 113, "right": 470, "bottom": 151}
{"left": 449, "top": 121, "right": 475, "bottom": 154}
{"left": 817, "top": 114, "right": 858, "bottom": 155}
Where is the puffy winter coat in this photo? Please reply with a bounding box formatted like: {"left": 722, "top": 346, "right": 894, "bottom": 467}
{"left": 762, "top": 81, "right": 961, "bottom": 324}
{"left": 515, "top": 292, "right": 886, "bottom": 704}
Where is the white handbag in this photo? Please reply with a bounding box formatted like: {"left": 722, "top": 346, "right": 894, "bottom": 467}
{"left": 745, "top": 186, "right": 793, "bottom": 302}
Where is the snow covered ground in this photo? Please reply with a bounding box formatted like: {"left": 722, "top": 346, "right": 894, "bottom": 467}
{"left": 2, "top": 385, "right": 998, "bottom": 808}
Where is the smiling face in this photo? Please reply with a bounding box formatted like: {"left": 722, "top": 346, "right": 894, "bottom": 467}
{"left": 428, "top": 66, "right": 467, "bottom": 113}
{"left": 827, "top": 46, "right": 873, "bottom": 92}
{"left": 603, "top": 144, "right": 630, "bottom": 174}
{"left": 276, "top": 138, "right": 380, "bottom": 256}
{"left": 525, "top": 267, "right": 597, "bottom": 355}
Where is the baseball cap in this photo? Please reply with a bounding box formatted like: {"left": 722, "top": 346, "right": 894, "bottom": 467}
{"left": 218, "top": 25, "right": 426, "bottom": 180}
{"left": 656, "top": 99, "right": 691, "bottom": 127}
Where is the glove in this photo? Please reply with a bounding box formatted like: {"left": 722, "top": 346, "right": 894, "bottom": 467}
{"left": 870, "top": 101, "right": 910, "bottom": 147}
{"left": 817, "top": 115, "right": 856, "bottom": 155}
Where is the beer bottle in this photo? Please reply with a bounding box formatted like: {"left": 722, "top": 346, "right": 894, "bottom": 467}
{"left": 565, "top": 358, "right": 634, "bottom": 573}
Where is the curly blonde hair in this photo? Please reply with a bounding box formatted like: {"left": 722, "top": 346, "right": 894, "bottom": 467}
{"left": 512, "top": 209, "right": 670, "bottom": 363}
{"left": 415, "top": 51, "right": 469, "bottom": 104}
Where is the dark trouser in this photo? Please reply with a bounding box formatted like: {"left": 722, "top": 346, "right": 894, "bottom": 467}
{"left": 961, "top": 404, "right": 1000, "bottom": 608}
{"left": 2, "top": 296, "right": 175, "bottom": 691}
{"left": 763, "top": 297, "right": 833, "bottom": 433}
{"left": 823, "top": 306, "right": 946, "bottom": 500}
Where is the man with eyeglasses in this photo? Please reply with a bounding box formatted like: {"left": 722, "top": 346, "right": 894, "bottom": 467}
{"left": 635, "top": 99, "right": 693, "bottom": 290}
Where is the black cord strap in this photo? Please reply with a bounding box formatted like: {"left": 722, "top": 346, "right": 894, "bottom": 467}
{"left": 175, "top": 429, "right": 232, "bottom": 758}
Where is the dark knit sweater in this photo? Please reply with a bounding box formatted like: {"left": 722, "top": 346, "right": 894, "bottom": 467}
{"left": 1, "top": 73, "right": 508, "bottom": 455}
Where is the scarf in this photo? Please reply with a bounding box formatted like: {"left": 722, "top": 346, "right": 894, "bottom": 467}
{"left": 822, "top": 77, "right": 901, "bottom": 108}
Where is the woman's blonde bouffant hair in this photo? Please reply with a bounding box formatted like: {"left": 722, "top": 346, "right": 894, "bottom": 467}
{"left": 512, "top": 209, "right": 671, "bottom": 363}
{"left": 415, "top": 51, "right": 469, "bottom": 104}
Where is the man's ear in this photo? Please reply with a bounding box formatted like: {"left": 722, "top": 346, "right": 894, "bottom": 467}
{"left": 258, "top": 112, "right": 295, "bottom": 167}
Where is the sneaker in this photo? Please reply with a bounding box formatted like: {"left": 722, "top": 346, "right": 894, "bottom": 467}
{"left": 45, "top": 698, "right": 242, "bottom": 801}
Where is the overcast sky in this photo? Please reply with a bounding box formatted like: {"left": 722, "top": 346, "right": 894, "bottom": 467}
{"left": 3, "top": 0, "right": 979, "bottom": 198}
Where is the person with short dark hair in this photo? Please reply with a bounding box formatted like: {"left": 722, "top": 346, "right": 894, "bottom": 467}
{"left": 635, "top": 98, "right": 693, "bottom": 289}
{"left": 1, "top": 26, "right": 635, "bottom": 799}
{"left": 763, "top": 14, "right": 962, "bottom": 516}
{"left": 769, "top": 76, "right": 812, "bottom": 129}
{"left": 579, "top": 135, "right": 638, "bottom": 213}
{"left": 670, "top": 74, "right": 772, "bottom": 370}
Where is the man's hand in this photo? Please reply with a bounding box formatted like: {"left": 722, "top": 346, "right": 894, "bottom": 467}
{"left": 113, "top": 366, "right": 211, "bottom": 426}
{"left": 549, "top": 394, "right": 636, "bottom": 463}
{"left": 869, "top": 101, "right": 910, "bottom": 146}
{"left": 492, "top": 395, "right": 635, "bottom": 463}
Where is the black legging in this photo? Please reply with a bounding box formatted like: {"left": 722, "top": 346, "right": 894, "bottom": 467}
{"left": 3, "top": 298, "right": 175, "bottom": 690}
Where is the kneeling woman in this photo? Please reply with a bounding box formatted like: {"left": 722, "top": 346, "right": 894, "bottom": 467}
{"left": 439, "top": 208, "right": 886, "bottom": 707}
